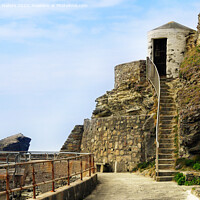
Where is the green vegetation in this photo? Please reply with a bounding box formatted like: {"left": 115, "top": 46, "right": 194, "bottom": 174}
{"left": 180, "top": 45, "right": 200, "bottom": 78}
{"left": 174, "top": 114, "right": 179, "bottom": 123}
{"left": 132, "top": 161, "right": 155, "bottom": 172}
{"left": 174, "top": 173, "right": 185, "bottom": 185}
{"left": 179, "top": 45, "right": 200, "bottom": 108}
{"left": 193, "top": 163, "right": 200, "bottom": 170}
{"left": 175, "top": 158, "right": 200, "bottom": 171}
{"left": 148, "top": 93, "right": 153, "bottom": 97}
{"left": 174, "top": 172, "right": 200, "bottom": 186}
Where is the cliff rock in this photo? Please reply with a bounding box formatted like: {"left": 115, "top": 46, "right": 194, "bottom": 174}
{"left": 92, "top": 60, "right": 156, "bottom": 118}
{"left": 177, "top": 19, "right": 200, "bottom": 157}
{"left": 60, "top": 125, "right": 84, "bottom": 152}
{"left": 0, "top": 133, "right": 31, "bottom": 151}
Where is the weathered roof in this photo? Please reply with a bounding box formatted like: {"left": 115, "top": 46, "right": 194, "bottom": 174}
{"left": 152, "top": 21, "right": 195, "bottom": 31}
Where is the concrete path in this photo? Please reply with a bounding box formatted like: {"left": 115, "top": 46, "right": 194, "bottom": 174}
{"left": 84, "top": 173, "right": 199, "bottom": 200}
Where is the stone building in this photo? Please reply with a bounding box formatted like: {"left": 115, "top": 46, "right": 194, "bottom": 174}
{"left": 148, "top": 21, "right": 195, "bottom": 78}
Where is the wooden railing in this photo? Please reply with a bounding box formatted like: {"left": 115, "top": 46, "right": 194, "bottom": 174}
{"left": 146, "top": 57, "right": 160, "bottom": 173}
{"left": 0, "top": 152, "right": 95, "bottom": 200}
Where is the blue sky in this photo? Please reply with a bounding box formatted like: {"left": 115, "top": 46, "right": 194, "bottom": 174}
{"left": 0, "top": 0, "right": 199, "bottom": 150}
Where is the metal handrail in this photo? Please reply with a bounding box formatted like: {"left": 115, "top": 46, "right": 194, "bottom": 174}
{"left": 0, "top": 153, "right": 96, "bottom": 200}
{"left": 0, "top": 151, "right": 91, "bottom": 164}
{"left": 146, "top": 57, "right": 160, "bottom": 172}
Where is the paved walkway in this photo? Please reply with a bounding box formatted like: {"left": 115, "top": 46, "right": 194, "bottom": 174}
{"left": 85, "top": 173, "right": 199, "bottom": 200}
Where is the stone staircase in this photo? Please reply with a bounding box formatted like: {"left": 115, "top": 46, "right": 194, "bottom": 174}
{"left": 156, "top": 78, "right": 177, "bottom": 182}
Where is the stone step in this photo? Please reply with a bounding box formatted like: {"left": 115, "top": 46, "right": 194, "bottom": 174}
{"left": 160, "top": 103, "right": 176, "bottom": 107}
{"left": 159, "top": 143, "right": 174, "bottom": 148}
{"left": 158, "top": 154, "right": 173, "bottom": 159}
{"left": 160, "top": 92, "right": 174, "bottom": 96}
{"left": 156, "top": 176, "right": 174, "bottom": 182}
{"left": 160, "top": 121, "right": 174, "bottom": 126}
{"left": 160, "top": 77, "right": 174, "bottom": 81}
{"left": 157, "top": 170, "right": 176, "bottom": 176}
{"left": 159, "top": 138, "right": 174, "bottom": 143}
{"left": 159, "top": 148, "right": 175, "bottom": 154}
{"left": 159, "top": 126, "right": 175, "bottom": 131}
{"left": 160, "top": 124, "right": 173, "bottom": 129}
{"left": 159, "top": 134, "right": 174, "bottom": 139}
{"left": 159, "top": 130, "right": 173, "bottom": 135}
{"left": 159, "top": 123, "right": 173, "bottom": 128}
{"left": 160, "top": 107, "right": 176, "bottom": 112}
{"left": 160, "top": 119, "right": 176, "bottom": 124}
{"left": 160, "top": 99, "right": 174, "bottom": 103}
{"left": 160, "top": 115, "right": 174, "bottom": 120}
{"left": 158, "top": 159, "right": 175, "bottom": 164}
{"left": 160, "top": 96, "right": 174, "bottom": 99}
{"left": 160, "top": 87, "right": 171, "bottom": 91}
{"left": 160, "top": 109, "right": 176, "bottom": 115}
{"left": 158, "top": 164, "right": 174, "bottom": 170}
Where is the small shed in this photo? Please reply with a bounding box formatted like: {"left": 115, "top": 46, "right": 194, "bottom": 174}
{"left": 147, "top": 21, "right": 195, "bottom": 78}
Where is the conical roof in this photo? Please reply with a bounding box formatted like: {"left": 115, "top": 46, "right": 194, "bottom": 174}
{"left": 152, "top": 21, "right": 194, "bottom": 31}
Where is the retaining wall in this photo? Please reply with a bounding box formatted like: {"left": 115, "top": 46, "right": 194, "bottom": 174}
{"left": 28, "top": 174, "right": 97, "bottom": 200}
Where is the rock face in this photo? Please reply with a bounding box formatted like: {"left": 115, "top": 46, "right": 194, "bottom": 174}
{"left": 81, "top": 60, "right": 157, "bottom": 172}
{"left": 92, "top": 61, "right": 155, "bottom": 118}
{"left": 177, "top": 15, "right": 200, "bottom": 157}
{"left": 0, "top": 133, "right": 31, "bottom": 151}
{"left": 60, "top": 125, "right": 84, "bottom": 152}
{"left": 62, "top": 60, "right": 157, "bottom": 172}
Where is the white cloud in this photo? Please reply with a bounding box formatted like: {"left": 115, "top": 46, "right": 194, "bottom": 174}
{"left": 0, "top": 22, "right": 81, "bottom": 42}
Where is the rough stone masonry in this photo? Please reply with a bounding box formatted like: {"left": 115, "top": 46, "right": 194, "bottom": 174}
{"left": 61, "top": 60, "right": 157, "bottom": 172}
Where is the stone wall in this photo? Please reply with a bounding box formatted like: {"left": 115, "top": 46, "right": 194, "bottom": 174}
{"left": 61, "top": 60, "right": 157, "bottom": 172}
{"left": 27, "top": 174, "right": 98, "bottom": 200}
{"left": 114, "top": 60, "right": 146, "bottom": 89}
{"left": 92, "top": 60, "right": 155, "bottom": 118}
{"left": 60, "top": 125, "right": 84, "bottom": 152}
{"left": 81, "top": 115, "right": 155, "bottom": 172}
{"left": 82, "top": 59, "right": 156, "bottom": 171}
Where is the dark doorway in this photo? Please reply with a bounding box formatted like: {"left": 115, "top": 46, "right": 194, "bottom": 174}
{"left": 153, "top": 38, "right": 167, "bottom": 76}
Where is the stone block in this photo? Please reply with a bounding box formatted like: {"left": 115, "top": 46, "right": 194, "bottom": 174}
{"left": 116, "top": 156, "right": 122, "bottom": 162}
{"left": 114, "top": 142, "right": 119, "bottom": 149}
{"left": 128, "top": 140, "right": 133, "bottom": 146}
{"left": 115, "top": 150, "right": 120, "bottom": 156}
{"left": 108, "top": 154, "right": 113, "bottom": 162}
{"left": 120, "top": 150, "right": 124, "bottom": 156}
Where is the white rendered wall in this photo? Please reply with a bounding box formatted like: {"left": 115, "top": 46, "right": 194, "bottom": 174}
{"left": 148, "top": 29, "right": 194, "bottom": 78}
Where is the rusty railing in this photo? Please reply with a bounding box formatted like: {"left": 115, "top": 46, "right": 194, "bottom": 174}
{"left": 146, "top": 57, "right": 160, "bottom": 173}
{"left": 0, "top": 151, "right": 87, "bottom": 164}
{"left": 0, "top": 153, "right": 95, "bottom": 200}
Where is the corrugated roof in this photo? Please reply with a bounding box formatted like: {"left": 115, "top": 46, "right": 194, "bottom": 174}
{"left": 152, "top": 21, "right": 195, "bottom": 31}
